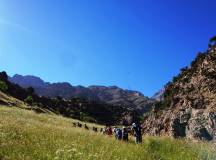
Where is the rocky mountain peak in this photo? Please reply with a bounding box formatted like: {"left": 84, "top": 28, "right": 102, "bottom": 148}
{"left": 10, "top": 74, "right": 46, "bottom": 88}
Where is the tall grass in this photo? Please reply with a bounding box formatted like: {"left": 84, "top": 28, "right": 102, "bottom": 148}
{"left": 0, "top": 106, "right": 215, "bottom": 160}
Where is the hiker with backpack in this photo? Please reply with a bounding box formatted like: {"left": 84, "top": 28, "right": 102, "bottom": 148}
{"left": 113, "top": 126, "right": 118, "bottom": 139}
{"left": 84, "top": 123, "right": 89, "bottom": 130}
{"left": 131, "top": 122, "right": 142, "bottom": 143}
{"left": 106, "top": 126, "right": 113, "bottom": 136}
{"left": 92, "top": 126, "right": 98, "bottom": 132}
{"left": 102, "top": 127, "right": 107, "bottom": 134}
{"left": 115, "top": 128, "right": 122, "bottom": 140}
{"left": 122, "top": 127, "right": 129, "bottom": 141}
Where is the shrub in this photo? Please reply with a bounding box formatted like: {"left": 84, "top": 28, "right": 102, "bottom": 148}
{"left": 79, "top": 112, "right": 96, "bottom": 123}
{"left": 172, "top": 76, "right": 178, "bottom": 83}
{"left": 191, "top": 53, "right": 206, "bottom": 68}
{"left": 24, "top": 96, "right": 34, "bottom": 105}
{"left": 82, "top": 116, "right": 97, "bottom": 123}
{"left": 180, "top": 66, "right": 188, "bottom": 73}
{"left": 0, "top": 71, "right": 8, "bottom": 81}
{"left": 0, "top": 81, "right": 8, "bottom": 92}
{"left": 51, "top": 98, "right": 60, "bottom": 106}
{"left": 210, "top": 35, "right": 216, "bottom": 44}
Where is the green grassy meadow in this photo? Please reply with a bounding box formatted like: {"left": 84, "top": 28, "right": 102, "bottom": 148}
{"left": 0, "top": 106, "right": 215, "bottom": 160}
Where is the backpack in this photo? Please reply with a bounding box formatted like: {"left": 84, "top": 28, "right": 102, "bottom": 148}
{"left": 122, "top": 129, "right": 128, "bottom": 141}
{"left": 133, "top": 126, "right": 141, "bottom": 137}
{"left": 106, "top": 127, "right": 112, "bottom": 135}
{"left": 116, "top": 129, "right": 122, "bottom": 139}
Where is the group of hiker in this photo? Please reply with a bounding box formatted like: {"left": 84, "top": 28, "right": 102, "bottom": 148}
{"left": 103, "top": 122, "right": 142, "bottom": 143}
{"left": 72, "top": 121, "right": 142, "bottom": 144}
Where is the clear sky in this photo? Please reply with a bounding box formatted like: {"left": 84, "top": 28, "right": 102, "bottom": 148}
{"left": 0, "top": 0, "right": 216, "bottom": 96}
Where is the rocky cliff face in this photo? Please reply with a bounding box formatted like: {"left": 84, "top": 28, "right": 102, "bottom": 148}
{"left": 143, "top": 45, "right": 216, "bottom": 141}
{"left": 9, "top": 75, "right": 154, "bottom": 113}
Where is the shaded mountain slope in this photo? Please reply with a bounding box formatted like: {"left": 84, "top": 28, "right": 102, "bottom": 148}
{"left": 143, "top": 44, "right": 216, "bottom": 141}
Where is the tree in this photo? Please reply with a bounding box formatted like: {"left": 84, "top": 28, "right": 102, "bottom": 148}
{"left": 0, "top": 71, "right": 8, "bottom": 81}
{"left": 180, "top": 67, "right": 188, "bottom": 73}
{"left": 24, "top": 96, "right": 34, "bottom": 105}
{"left": 51, "top": 98, "right": 60, "bottom": 106}
{"left": 209, "top": 35, "right": 216, "bottom": 44}
{"left": 0, "top": 81, "right": 8, "bottom": 92}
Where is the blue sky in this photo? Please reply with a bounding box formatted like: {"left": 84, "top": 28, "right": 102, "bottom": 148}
{"left": 0, "top": 0, "right": 216, "bottom": 96}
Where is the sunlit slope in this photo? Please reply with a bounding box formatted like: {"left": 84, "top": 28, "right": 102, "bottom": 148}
{"left": 0, "top": 91, "right": 27, "bottom": 109}
{"left": 0, "top": 91, "right": 53, "bottom": 114}
{"left": 0, "top": 106, "right": 215, "bottom": 160}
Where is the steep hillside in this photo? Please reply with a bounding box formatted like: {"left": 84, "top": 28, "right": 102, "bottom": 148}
{"left": 0, "top": 106, "right": 215, "bottom": 160}
{"left": 143, "top": 44, "right": 216, "bottom": 141}
{"left": 0, "top": 90, "right": 27, "bottom": 109}
{"left": 0, "top": 90, "right": 53, "bottom": 114}
{"left": 9, "top": 74, "right": 154, "bottom": 112}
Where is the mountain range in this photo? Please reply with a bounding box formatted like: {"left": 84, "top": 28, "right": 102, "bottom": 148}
{"left": 0, "top": 71, "right": 140, "bottom": 125}
{"left": 9, "top": 74, "right": 155, "bottom": 112}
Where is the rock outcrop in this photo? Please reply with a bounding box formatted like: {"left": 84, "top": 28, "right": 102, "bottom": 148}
{"left": 143, "top": 44, "right": 216, "bottom": 142}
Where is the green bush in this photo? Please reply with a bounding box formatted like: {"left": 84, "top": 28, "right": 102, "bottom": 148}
{"left": 210, "top": 35, "right": 216, "bottom": 44}
{"left": 180, "top": 66, "right": 188, "bottom": 73}
{"left": 52, "top": 98, "right": 61, "bottom": 106}
{"left": 172, "top": 76, "right": 178, "bottom": 83}
{"left": 0, "top": 81, "right": 8, "bottom": 92}
{"left": 79, "top": 112, "right": 97, "bottom": 123}
{"left": 24, "top": 96, "right": 34, "bottom": 105}
{"left": 82, "top": 116, "right": 97, "bottom": 123}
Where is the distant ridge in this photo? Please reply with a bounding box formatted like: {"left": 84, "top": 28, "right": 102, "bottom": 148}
{"left": 9, "top": 74, "right": 155, "bottom": 112}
